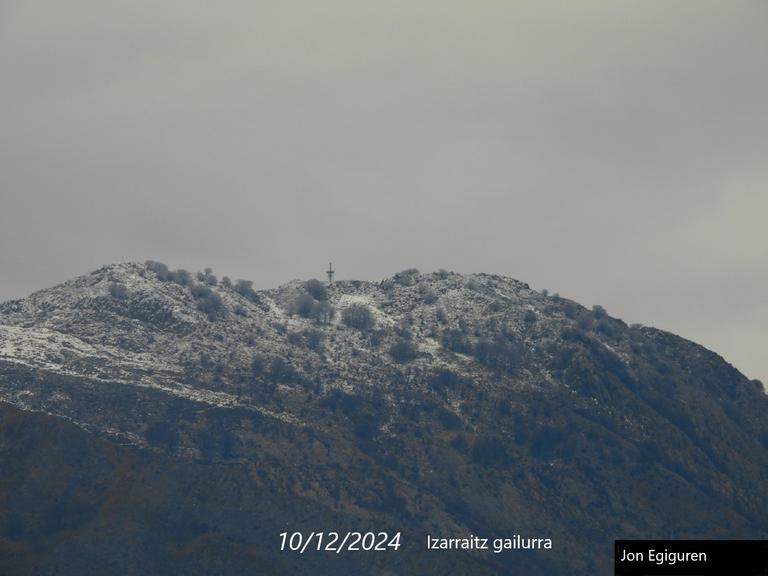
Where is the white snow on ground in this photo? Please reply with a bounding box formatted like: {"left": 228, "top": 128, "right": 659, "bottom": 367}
{"left": 0, "top": 324, "right": 181, "bottom": 385}
{"left": 336, "top": 294, "right": 396, "bottom": 328}
{"left": 0, "top": 261, "right": 643, "bottom": 440}
{"left": 418, "top": 337, "right": 441, "bottom": 356}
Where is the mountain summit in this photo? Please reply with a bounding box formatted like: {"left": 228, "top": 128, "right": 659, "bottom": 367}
{"left": 1, "top": 262, "right": 766, "bottom": 575}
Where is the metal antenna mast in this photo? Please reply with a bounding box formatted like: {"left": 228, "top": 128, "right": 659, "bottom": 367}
{"left": 326, "top": 262, "right": 335, "bottom": 286}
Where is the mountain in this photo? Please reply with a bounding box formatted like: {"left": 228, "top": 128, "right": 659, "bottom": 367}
{"left": 1, "top": 262, "right": 766, "bottom": 575}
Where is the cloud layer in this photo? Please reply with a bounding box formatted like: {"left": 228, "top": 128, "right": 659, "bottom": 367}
{"left": 1, "top": 1, "right": 766, "bottom": 381}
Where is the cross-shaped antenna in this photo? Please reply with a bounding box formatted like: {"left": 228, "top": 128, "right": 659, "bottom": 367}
{"left": 326, "top": 262, "right": 335, "bottom": 286}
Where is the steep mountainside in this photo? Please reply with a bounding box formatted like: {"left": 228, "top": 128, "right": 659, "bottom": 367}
{"left": 1, "top": 262, "right": 766, "bottom": 575}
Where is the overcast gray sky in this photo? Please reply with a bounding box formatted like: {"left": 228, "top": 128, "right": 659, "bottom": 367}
{"left": 1, "top": 1, "right": 766, "bottom": 382}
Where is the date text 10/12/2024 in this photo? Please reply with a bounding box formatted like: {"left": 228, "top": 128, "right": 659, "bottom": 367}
{"left": 279, "top": 532, "right": 401, "bottom": 554}
{"left": 279, "top": 532, "right": 553, "bottom": 554}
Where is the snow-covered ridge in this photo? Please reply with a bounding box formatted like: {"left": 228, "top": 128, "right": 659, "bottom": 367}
{"left": 0, "top": 260, "right": 643, "bottom": 446}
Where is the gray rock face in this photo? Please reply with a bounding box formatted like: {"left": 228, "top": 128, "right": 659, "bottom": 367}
{"left": 1, "top": 262, "right": 766, "bottom": 575}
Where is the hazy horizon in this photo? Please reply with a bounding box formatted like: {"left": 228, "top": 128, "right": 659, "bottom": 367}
{"left": 1, "top": 1, "right": 766, "bottom": 383}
